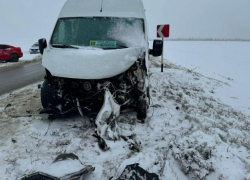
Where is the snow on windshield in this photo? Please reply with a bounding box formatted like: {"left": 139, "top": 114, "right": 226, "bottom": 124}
{"left": 107, "top": 19, "right": 145, "bottom": 48}
{"left": 51, "top": 17, "right": 145, "bottom": 48}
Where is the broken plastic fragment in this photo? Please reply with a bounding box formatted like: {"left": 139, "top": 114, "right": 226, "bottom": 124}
{"left": 21, "top": 153, "right": 95, "bottom": 180}
{"left": 95, "top": 88, "right": 121, "bottom": 140}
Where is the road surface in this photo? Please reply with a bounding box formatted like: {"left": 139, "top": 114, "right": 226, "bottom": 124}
{"left": 0, "top": 61, "right": 45, "bottom": 96}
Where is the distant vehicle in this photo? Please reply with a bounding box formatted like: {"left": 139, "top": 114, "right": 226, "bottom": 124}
{"left": 29, "top": 42, "right": 40, "bottom": 54}
{"left": 0, "top": 44, "right": 23, "bottom": 62}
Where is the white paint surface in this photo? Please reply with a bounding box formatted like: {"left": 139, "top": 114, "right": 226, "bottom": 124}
{"left": 42, "top": 47, "right": 143, "bottom": 79}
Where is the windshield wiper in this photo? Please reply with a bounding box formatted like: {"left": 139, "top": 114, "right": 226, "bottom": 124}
{"left": 51, "top": 44, "right": 79, "bottom": 49}
{"left": 116, "top": 44, "right": 128, "bottom": 49}
{"left": 102, "top": 44, "right": 128, "bottom": 50}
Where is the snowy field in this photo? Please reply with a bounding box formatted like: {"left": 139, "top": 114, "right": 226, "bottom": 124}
{"left": 0, "top": 51, "right": 41, "bottom": 69}
{"left": 0, "top": 41, "right": 250, "bottom": 180}
{"left": 164, "top": 41, "right": 250, "bottom": 116}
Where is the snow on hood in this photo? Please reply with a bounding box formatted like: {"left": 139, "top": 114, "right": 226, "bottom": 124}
{"left": 42, "top": 47, "right": 143, "bottom": 79}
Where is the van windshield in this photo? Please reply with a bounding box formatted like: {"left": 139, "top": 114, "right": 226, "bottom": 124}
{"left": 51, "top": 17, "right": 145, "bottom": 49}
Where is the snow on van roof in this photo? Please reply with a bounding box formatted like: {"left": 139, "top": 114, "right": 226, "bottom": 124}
{"left": 59, "top": 0, "right": 145, "bottom": 19}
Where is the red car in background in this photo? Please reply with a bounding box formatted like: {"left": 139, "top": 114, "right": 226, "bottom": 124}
{"left": 0, "top": 44, "right": 23, "bottom": 62}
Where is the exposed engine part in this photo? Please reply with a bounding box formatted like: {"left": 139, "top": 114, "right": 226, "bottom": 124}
{"left": 76, "top": 98, "right": 84, "bottom": 117}
{"left": 83, "top": 81, "right": 92, "bottom": 91}
{"left": 40, "top": 60, "right": 150, "bottom": 153}
{"left": 41, "top": 60, "right": 149, "bottom": 120}
{"left": 71, "top": 81, "right": 79, "bottom": 89}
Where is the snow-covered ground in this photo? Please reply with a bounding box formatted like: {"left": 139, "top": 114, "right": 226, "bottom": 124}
{"left": 0, "top": 41, "right": 250, "bottom": 180}
{"left": 0, "top": 51, "right": 41, "bottom": 69}
{"left": 163, "top": 41, "right": 250, "bottom": 116}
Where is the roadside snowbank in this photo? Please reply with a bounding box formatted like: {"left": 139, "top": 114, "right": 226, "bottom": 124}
{"left": 0, "top": 52, "right": 41, "bottom": 69}
{"left": 20, "top": 51, "right": 40, "bottom": 61}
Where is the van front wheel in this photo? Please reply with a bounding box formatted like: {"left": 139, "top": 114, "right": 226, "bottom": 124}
{"left": 41, "top": 79, "right": 61, "bottom": 108}
{"left": 137, "top": 95, "right": 147, "bottom": 122}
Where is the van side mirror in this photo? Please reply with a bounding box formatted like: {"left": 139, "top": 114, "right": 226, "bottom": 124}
{"left": 39, "top": 38, "right": 47, "bottom": 55}
{"left": 149, "top": 40, "right": 163, "bottom": 57}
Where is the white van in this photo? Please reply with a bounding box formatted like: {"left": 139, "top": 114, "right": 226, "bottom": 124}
{"left": 39, "top": 0, "right": 163, "bottom": 121}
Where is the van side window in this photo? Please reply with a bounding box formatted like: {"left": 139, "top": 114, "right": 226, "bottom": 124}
{"left": 58, "top": 21, "right": 66, "bottom": 44}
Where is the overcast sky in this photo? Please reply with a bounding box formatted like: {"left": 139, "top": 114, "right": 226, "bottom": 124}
{"left": 144, "top": 0, "right": 250, "bottom": 39}
{"left": 0, "top": 0, "right": 249, "bottom": 49}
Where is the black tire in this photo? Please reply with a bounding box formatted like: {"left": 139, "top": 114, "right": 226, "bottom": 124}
{"left": 41, "top": 80, "right": 61, "bottom": 108}
{"left": 10, "top": 54, "right": 19, "bottom": 62}
{"left": 137, "top": 95, "right": 147, "bottom": 122}
{"left": 147, "top": 86, "right": 150, "bottom": 109}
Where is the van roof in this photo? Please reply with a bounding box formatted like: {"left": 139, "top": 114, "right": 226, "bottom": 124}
{"left": 59, "top": 0, "right": 145, "bottom": 19}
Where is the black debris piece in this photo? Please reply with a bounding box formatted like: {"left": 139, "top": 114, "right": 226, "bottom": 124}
{"left": 151, "top": 104, "right": 161, "bottom": 108}
{"left": 21, "top": 172, "right": 57, "bottom": 180}
{"left": 93, "top": 132, "right": 110, "bottom": 151}
{"left": 5, "top": 103, "right": 12, "bottom": 110}
{"left": 53, "top": 153, "right": 79, "bottom": 163}
{"left": 11, "top": 138, "right": 16, "bottom": 143}
{"left": 116, "top": 163, "right": 159, "bottom": 180}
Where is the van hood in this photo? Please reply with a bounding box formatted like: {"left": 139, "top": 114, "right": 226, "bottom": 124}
{"left": 42, "top": 47, "right": 143, "bottom": 79}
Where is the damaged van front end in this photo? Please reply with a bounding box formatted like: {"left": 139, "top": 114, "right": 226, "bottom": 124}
{"left": 41, "top": 45, "right": 149, "bottom": 120}
{"left": 39, "top": 15, "right": 152, "bottom": 120}
{"left": 38, "top": 0, "right": 163, "bottom": 148}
